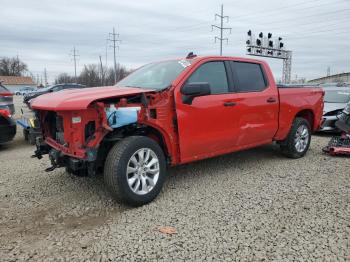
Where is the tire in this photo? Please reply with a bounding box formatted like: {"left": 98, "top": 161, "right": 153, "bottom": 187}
{"left": 280, "top": 117, "right": 311, "bottom": 158}
{"left": 104, "top": 136, "right": 166, "bottom": 206}
{"left": 23, "top": 129, "right": 29, "bottom": 141}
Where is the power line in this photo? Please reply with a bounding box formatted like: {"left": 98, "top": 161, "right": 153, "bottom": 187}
{"left": 70, "top": 46, "right": 79, "bottom": 82}
{"left": 165, "top": 0, "right": 339, "bottom": 34}
{"left": 107, "top": 27, "right": 121, "bottom": 85}
{"left": 233, "top": 0, "right": 339, "bottom": 20}
{"left": 244, "top": 8, "right": 350, "bottom": 29}
{"left": 166, "top": 1, "right": 348, "bottom": 35}
{"left": 212, "top": 4, "right": 232, "bottom": 56}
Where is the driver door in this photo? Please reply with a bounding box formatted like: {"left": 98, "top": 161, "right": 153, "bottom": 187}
{"left": 175, "top": 61, "right": 240, "bottom": 163}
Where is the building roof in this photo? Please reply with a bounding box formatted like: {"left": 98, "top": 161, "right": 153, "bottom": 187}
{"left": 309, "top": 72, "right": 350, "bottom": 83}
{"left": 0, "top": 75, "right": 35, "bottom": 85}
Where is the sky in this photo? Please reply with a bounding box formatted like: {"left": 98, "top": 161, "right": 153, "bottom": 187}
{"left": 1, "top": 0, "right": 349, "bottom": 83}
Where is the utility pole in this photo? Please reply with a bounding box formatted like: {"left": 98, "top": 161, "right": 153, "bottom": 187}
{"left": 99, "top": 55, "right": 104, "bottom": 86}
{"left": 327, "top": 66, "right": 331, "bottom": 77}
{"left": 108, "top": 27, "right": 121, "bottom": 84}
{"left": 212, "top": 4, "right": 231, "bottom": 56}
{"left": 70, "top": 46, "right": 79, "bottom": 82}
{"left": 44, "top": 68, "right": 47, "bottom": 86}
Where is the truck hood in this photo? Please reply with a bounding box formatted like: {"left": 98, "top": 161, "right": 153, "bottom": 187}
{"left": 31, "top": 86, "right": 155, "bottom": 111}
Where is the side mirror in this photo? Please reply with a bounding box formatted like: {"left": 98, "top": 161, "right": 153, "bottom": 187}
{"left": 181, "top": 82, "right": 211, "bottom": 104}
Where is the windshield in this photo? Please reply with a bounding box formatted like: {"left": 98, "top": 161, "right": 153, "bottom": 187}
{"left": 324, "top": 90, "right": 350, "bottom": 103}
{"left": 35, "top": 85, "right": 54, "bottom": 92}
{"left": 116, "top": 60, "right": 192, "bottom": 90}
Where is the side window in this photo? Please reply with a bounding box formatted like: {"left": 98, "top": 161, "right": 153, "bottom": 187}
{"left": 52, "top": 86, "right": 62, "bottom": 92}
{"left": 232, "top": 62, "right": 267, "bottom": 92}
{"left": 187, "top": 61, "right": 228, "bottom": 94}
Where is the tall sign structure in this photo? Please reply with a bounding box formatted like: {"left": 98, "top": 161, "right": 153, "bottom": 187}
{"left": 246, "top": 30, "right": 292, "bottom": 83}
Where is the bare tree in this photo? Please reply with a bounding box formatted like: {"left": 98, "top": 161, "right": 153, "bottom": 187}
{"left": 79, "top": 64, "right": 101, "bottom": 87}
{"left": 0, "top": 57, "right": 28, "bottom": 76}
{"left": 55, "top": 73, "right": 75, "bottom": 84}
{"left": 55, "top": 63, "right": 131, "bottom": 87}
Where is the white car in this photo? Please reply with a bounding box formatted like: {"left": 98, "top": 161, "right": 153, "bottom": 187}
{"left": 320, "top": 86, "right": 350, "bottom": 132}
{"left": 15, "top": 86, "right": 36, "bottom": 96}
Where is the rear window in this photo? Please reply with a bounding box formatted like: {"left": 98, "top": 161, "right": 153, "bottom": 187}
{"left": 324, "top": 90, "right": 350, "bottom": 103}
{"left": 232, "top": 62, "right": 267, "bottom": 92}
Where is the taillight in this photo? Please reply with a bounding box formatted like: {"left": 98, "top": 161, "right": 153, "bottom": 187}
{"left": 0, "top": 108, "right": 11, "bottom": 118}
{"left": 0, "top": 92, "right": 13, "bottom": 97}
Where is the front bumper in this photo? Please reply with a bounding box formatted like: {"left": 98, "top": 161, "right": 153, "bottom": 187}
{"left": 34, "top": 136, "right": 98, "bottom": 173}
{"left": 319, "top": 115, "right": 339, "bottom": 132}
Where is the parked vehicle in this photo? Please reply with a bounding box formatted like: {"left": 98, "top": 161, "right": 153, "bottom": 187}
{"left": 17, "top": 105, "right": 39, "bottom": 145}
{"left": 31, "top": 55, "right": 324, "bottom": 206}
{"left": 23, "top": 83, "right": 86, "bottom": 106}
{"left": 323, "top": 101, "right": 350, "bottom": 155}
{"left": 15, "top": 86, "right": 36, "bottom": 96}
{"left": 0, "top": 108, "right": 16, "bottom": 144}
{"left": 19, "top": 83, "right": 86, "bottom": 143}
{"left": 0, "top": 83, "right": 15, "bottom": 115}
{"left": 319, "top": 87, "right": 350, "bottom": 132}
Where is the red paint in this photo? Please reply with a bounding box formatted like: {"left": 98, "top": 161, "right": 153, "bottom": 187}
{"left": 32, "top": 56, "right": 324, "bottom": 166}
{"left": 0, "top": 108, "right": 11, "bottom": 118}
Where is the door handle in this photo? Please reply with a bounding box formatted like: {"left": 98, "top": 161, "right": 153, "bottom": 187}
{"left": 266, "top": 97, "right": 276, "bottom": 103}
{"left": 223, "top": 102, "right": 237, "bottom": 107}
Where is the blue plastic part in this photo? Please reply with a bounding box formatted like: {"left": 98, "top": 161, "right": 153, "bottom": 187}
{"left": 17, "top": 119, "right": 30, "bottom": 129}
{"left": 105, "top": 107, "right": 140, "bottom": 128}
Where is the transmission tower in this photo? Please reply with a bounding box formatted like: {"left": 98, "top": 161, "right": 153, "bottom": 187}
{"left": 70, "top": 46, "right": 79, "bottom": 82}
{"left": 108, "top": 27, "right": 121, "bottom": 84}
{"left": 212, "top": 4, "right": 232, "bottom": 56}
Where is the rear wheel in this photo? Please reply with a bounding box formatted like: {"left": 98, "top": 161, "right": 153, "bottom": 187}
{"left": 280, "top": 117, "right": 311, "bottom": 158}
{"left": 104, "top": 136, "right": 166, "bottom": 206}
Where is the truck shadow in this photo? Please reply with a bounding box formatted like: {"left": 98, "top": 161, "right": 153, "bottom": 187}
{"left": 166, "top": 143, "right": 281, "bottom": 180}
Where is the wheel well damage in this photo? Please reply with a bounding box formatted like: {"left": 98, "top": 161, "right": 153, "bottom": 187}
{"left": 296, "top": 109, "right": 314, "bottom": 130}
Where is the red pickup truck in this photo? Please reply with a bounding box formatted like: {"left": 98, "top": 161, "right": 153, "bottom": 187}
{"left": 31, "top": 55, "right": 324, "bottom": 206}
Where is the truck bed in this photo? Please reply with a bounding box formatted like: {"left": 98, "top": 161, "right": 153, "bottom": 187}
{"left": 274, "top": 87, "right": 324, "bottom": 140}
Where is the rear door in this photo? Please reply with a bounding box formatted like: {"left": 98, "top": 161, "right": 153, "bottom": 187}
{"left": 175, "top": 60, "right": 240, "bottom": 163}
{"left": 229, "top": 61, "right": 279, "bottom": 146}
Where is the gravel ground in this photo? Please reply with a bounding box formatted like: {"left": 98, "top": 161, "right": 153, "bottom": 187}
{"left": 0, "top": 96, "right": 349, "bottom": 261}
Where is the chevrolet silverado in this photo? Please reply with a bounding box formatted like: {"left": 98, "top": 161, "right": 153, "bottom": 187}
{"left": 31, "top": 55, "right": 324, "bottom": 206}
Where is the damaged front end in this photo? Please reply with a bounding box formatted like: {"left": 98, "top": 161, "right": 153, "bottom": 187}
{"left": 33, "top": 101, "right": 139, "bottom": 174}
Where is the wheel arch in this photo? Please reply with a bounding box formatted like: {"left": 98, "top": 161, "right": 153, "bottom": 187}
{"left": 295, "top": 109, "right": 315, "bottom": 130}
{"left": 99, "top": 124, "right": 173, "bottom": 165}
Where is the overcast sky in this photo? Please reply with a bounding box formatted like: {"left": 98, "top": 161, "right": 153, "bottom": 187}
{"left": 1, "top": 0, "right": 349, "bottom": 83}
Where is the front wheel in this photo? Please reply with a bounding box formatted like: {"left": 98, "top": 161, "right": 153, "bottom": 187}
{"left": 104, "top": 136, "right": 166, "bottom": 206}
{"left": 280, "top": 117, "right": 311, "bottom": 158}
